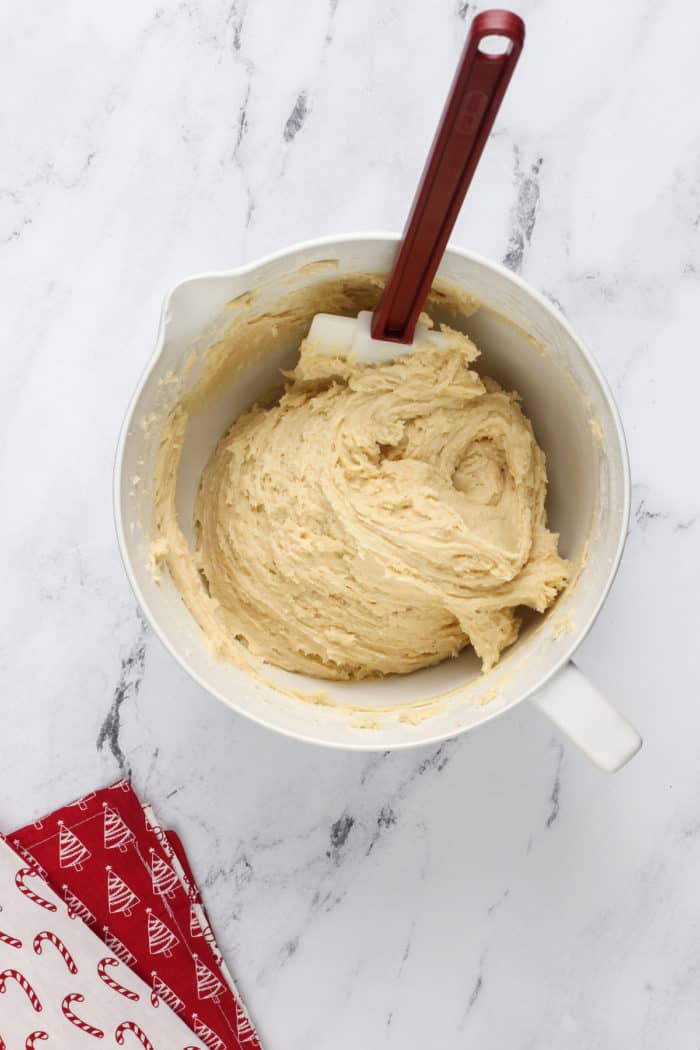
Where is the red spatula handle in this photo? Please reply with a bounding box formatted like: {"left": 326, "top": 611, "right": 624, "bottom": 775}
{"left": 371, "top": 10, "right": 525, "bottom": 343}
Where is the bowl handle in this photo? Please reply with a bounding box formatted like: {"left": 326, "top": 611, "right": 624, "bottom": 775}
{"left": 531, "top": 662, "right": 642, "bottom": 772}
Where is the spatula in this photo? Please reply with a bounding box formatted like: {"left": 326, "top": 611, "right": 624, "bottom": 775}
{"left": 307, "top": 9, "right": 525, "bottom": 363}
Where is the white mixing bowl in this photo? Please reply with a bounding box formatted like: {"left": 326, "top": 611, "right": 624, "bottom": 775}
{"left": 115, "top": 234, "right": 641, "bottom": 770}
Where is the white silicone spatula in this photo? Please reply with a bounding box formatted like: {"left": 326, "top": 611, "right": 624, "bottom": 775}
{"left": 307, "top": 9, "right": 525, "bottom": 363}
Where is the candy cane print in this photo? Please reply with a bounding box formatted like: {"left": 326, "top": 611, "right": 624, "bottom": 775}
{"left": 33, "top": 930, "right": 78, "bottom": 974}
{"left": 97, "top": 957, "right": 140, "bottom": 1002}
{"left": 25, "top": 1034, "right": 49, "bottom": 1049}
{"left": 0, "top": 969, "right": 43, "bottom": 1012}
{"left": 61, "top": 994, "right": 104, "bottom": 1039}
{"left": 114, "top": 1021, "right": 155, "bottom": 1049}
{"left": 0, "top": 905, "right": 22, "bottom": 949}
{"left": 15, "top": 868, "right": 57, "bottom": 912}
{"left": 0, "top": 928, "right": 21, "bottom": 949}
{"left": 0, "top": 1034, "right": 5, "bottom": 1049}
{"left": 11, "top": 842, "right": 50, "bottom": 881}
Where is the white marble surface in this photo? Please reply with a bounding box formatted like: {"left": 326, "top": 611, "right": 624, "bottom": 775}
{"left": 2, "top": 0, "right": 699, "bottom": 1046}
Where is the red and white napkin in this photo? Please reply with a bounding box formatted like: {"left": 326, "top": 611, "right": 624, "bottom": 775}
{"left": 2, "top": 781, "right": 261, "bottom": 1050}
{"left": 0, "top": 833, "right": 205, "bottom": 1048}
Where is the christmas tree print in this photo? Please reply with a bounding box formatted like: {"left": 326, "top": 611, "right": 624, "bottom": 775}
{"left": 146, "top": 909, "right": 179, "bottom": 958}
{"left": 150, "top": 971, "right": 186, "bottom": 1014}
{"left": 149, "top": 850, "right": 179, "bottom": 899}
{"left": 194, "top": 953, "right": 224, "bottom": 1003}
{"left": 106, "top": 867, "right": 140, "bottom": 917}
{"left": 103, "top": 926, "right": 136, "bottom": 967}
{"left": 192, "top": 1015, "right": 227, "bottom": 1050}
{"left": 58, "top": 821, "right": 91, "bottom": 871}
{"left": 68, "top": 791, "right": 96, "bottom": 811}
{"left": 103, "top": 804, "right": 134, "bottom": 853}
{"left": 63, "top": 885, "right": 96, "bottom": 926}
{"left": 235, "top": 1001, "right": 260, "bottom": 1046}
{"left": 189, "top": 903, "right": 203, "bottom": 938}
{"left": 144, "top": 810, "right": 168, "bottom": 849}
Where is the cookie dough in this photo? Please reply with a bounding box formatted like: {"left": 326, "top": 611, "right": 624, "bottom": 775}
{"left": 154, "top": 323, "right": 569, "bottom": 680}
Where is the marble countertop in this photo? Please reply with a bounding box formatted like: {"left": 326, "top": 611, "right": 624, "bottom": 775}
{"left": 2, "top": 0, "right": 699, "bottom": 1045}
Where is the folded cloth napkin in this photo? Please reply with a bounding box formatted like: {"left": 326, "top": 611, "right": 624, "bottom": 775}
{"left": 9, "top": 781, "right": 261, "bottom": 1050}
{"left": 0, "top": 832, "right": 206, "bottom": 1048}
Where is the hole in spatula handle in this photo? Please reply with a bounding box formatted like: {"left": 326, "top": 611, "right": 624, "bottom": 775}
{"left": 477, "top": 33, "right": 514, "bottom": 56}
